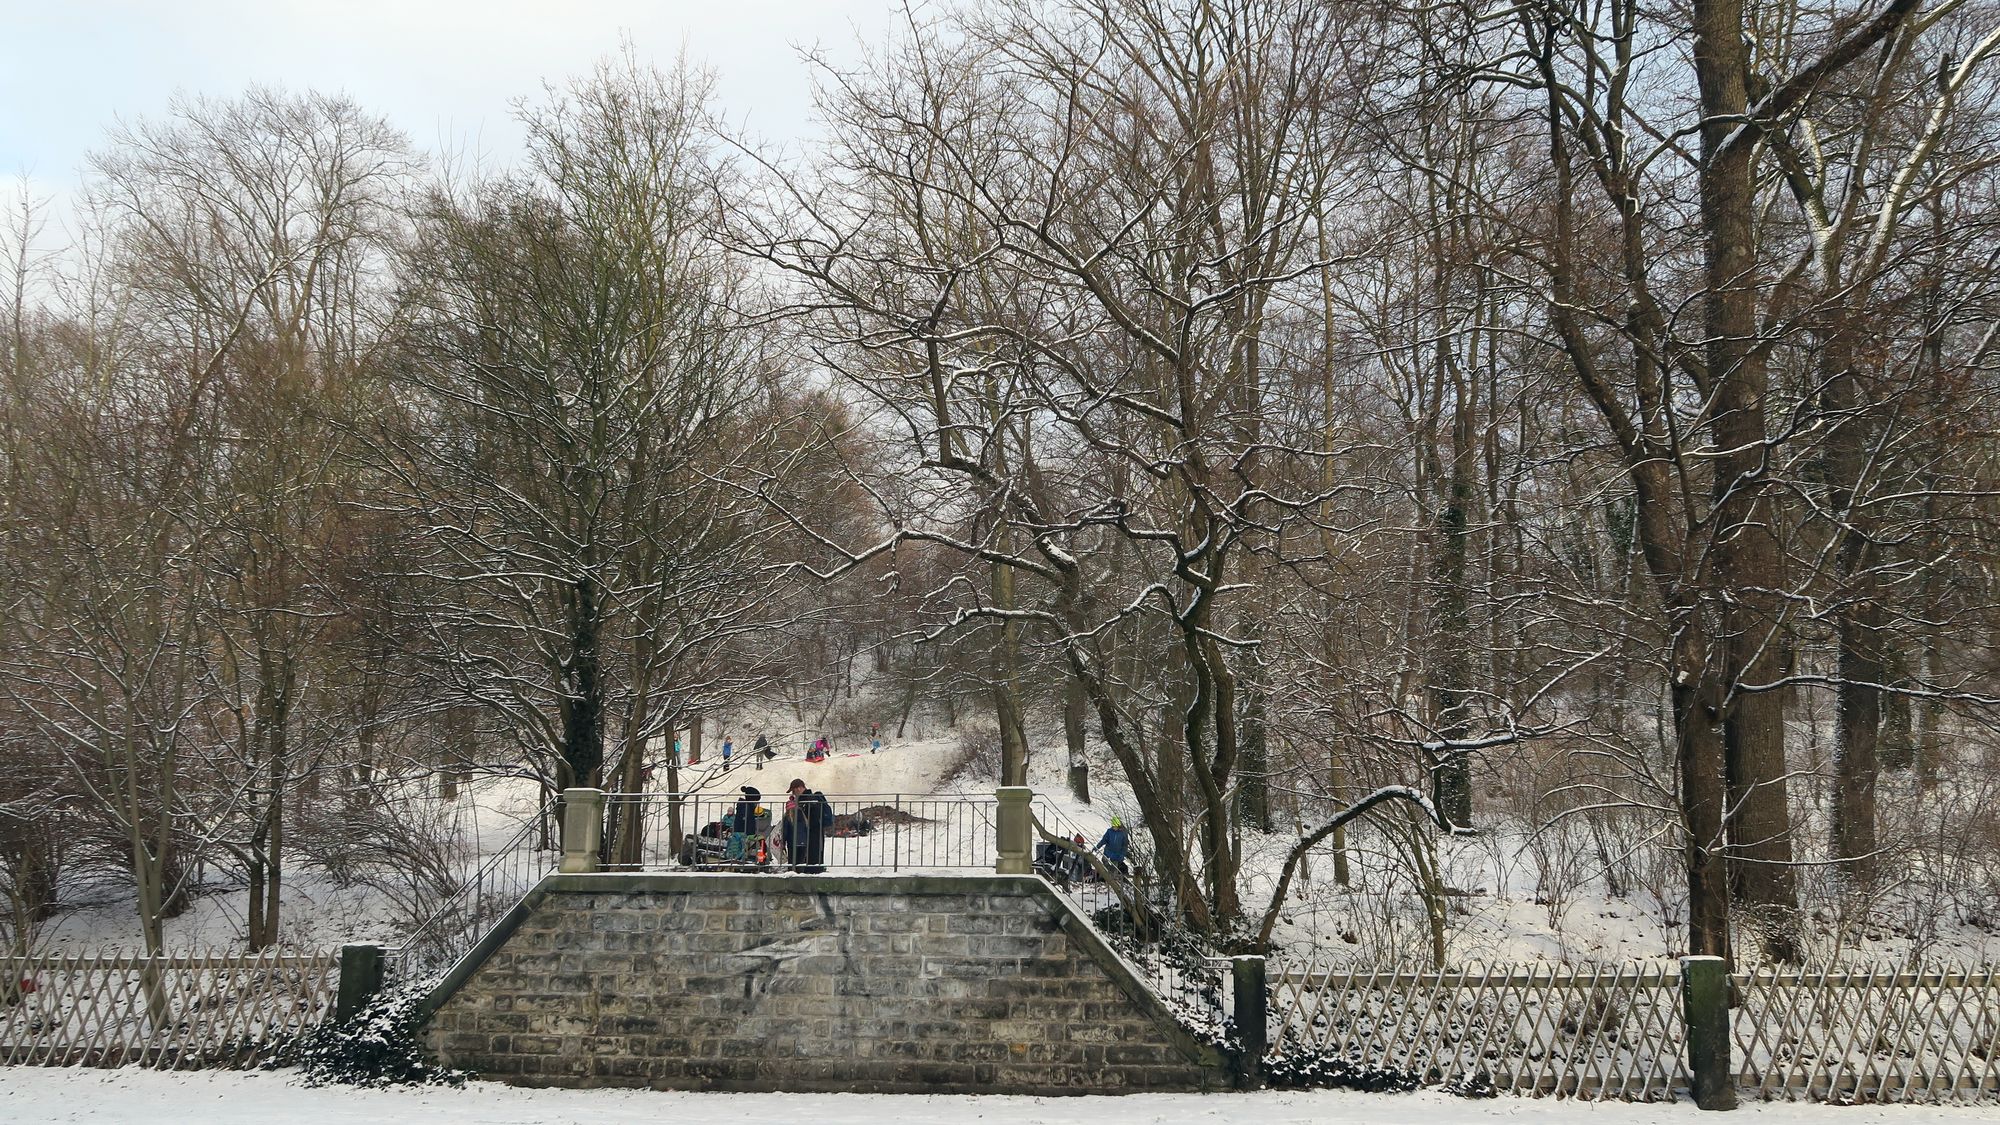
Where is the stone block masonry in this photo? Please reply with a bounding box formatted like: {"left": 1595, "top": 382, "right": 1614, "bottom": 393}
{"left": 421, "top": 873, "right": 1226, "bottom": 1095}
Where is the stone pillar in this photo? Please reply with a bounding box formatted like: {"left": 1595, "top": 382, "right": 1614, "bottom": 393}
{"left": 1681, "top": 955, "right": 1736, "bottom": 1110}
{"left": 335, "top": 942, "right": 385, "bottom": 1024}
{"left": 559, "top": 787, "right": 606, "bottom": 874}
{"left": 996, "top": 786, "right": 1032, "bottom": 875}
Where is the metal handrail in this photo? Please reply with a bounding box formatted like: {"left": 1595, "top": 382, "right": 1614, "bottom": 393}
{"left": 597, "top": 790, "right": 1024, "bottom": 872}
{"left": 388, "top": 816, "right": 554, "bottom": 983}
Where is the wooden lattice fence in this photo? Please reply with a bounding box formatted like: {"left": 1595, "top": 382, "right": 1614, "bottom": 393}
{"left": 1267, "top": 960, "right": 2000, "bottom": 1104}
{"left": 1267, "top": 960, "right": 1685, "bottom": 1099}
{"left": 1734, "top": 966, "right": 2000, "bottom": 1102}
{"left": 0, "top": 949, "right": 338, "bottom": 1067}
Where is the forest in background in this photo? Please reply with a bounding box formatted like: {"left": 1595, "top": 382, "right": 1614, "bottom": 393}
{"left": 5, "top": 0, "right": 2000, "bottom": 970}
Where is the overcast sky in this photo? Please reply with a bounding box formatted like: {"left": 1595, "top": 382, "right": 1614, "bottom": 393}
{"left": 2, "top": 0, "right": 892, "bottom": 210}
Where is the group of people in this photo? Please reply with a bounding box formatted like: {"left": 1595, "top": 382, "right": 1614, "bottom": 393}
{"left": 718, "top": 733, "right": 778, "bottom": 769}
{"left": 712, "top": 729, "right": 884, "bottom": 769}
{"left": 728, "top": 778, "right": 834, "bottom": 872}
{"left": 1034, "top": 817, "right": 1132, "bottom": 884}
{"left": 805, "top": 726, "right": 886, "bottom": 762}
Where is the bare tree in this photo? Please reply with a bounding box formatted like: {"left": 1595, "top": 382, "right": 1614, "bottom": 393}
{"left": 384, "top": 54, "right": 808, "bottom": 862}
{"left": 740, "top": 0, "right": 1492, "bottom": 935}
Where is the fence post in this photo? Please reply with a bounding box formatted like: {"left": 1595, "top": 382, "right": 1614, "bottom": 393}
{"left": 996, "top": 786, "right": 1032, "bottom": 874}
{"left": 1681, "top": 955, "right": 1736, "bottom": 1110}
{"left": 559, "top": 787, "right": 606, "bottom": 874}
{"left": 336, "top": 942, "right": 385, "bottom": 1024}
{"left": 1230, "top": 955, "right": 1268, "bottom": 1087}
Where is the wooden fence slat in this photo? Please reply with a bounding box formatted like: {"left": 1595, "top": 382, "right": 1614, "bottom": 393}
{"left": 0, "top": 948, "right": 339, "bottom": 1068}
{"left": 1268, "top": 960, "right": 2000, "bottom": 1105}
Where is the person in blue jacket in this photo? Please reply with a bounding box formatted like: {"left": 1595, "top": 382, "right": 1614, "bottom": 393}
{"left": 1094, "top": 817, "right": 1131, "bottom": 876}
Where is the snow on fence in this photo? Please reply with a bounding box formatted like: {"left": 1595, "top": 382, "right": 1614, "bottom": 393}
{"left": 1266, "top": 959, "right": 2000, "bottom": 1104}
{"left": 0, "top": 948, "right": 337, "bottom": 1068}
{"left": 1733, "top": 965, "right": 2000, "bottom": 1102}
{"left": 1267, "top": 960, "right": 1686, "bottom": 1100}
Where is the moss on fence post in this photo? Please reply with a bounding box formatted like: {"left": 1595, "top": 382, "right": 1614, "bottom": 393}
{"left": 1681, "top": 955, "right": 1736, "bottom": 1110}
{"left": 1230, "top": 954, "right": 1268, "bottom": 1088}
{"left": 335, "top": 943, "right": 385, "bottom": 1025}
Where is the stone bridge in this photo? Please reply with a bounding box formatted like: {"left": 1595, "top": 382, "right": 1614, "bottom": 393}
{"left": 420, "top": 872, "right": 1228, "bottom": 1094}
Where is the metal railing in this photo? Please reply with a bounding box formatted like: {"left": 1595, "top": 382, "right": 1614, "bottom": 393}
{"left": 386, "top": 817, "right": 557, "bottom": 985}
{"left": 1023, "top": 803, "right": 1235, "bottom": 1040}
{"left": 599, "top": 791, "right": 1023, "bottom": 872}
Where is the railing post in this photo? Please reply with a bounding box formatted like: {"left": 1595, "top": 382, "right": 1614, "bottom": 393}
{"left": 996, "top": 786, "right": 1032, "bottom": 874}
{"left": 336, "top": 942, "right": 385, "bottom": 1024}
{"left": 1681, "top": 955, "right": 1736, "bottom": 1110}
{"left": 559, "top": 787, "right": 606, "bottom": 874}
{"left": 1231, "top": 954, "right": 1268, "bottom": 1088}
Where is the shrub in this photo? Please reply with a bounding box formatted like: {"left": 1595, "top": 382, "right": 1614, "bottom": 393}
{"left": 275, "top": 984, "right": 465, "bottom": 1088}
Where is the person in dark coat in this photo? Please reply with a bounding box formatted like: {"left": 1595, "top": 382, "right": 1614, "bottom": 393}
{"left": 729, "top": 786, "right": 761, "bottom": 862}
{"left": 782, "top": 777, "right": 832, "bottom": 873}
{"left": 753, "top": 733, "right": 773, "bottom": 770}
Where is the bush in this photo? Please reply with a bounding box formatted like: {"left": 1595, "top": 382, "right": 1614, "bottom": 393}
{"left": 1261, "top": 1045, "right": 1499, "bottom": 1098}
{"left": 275, "top": 984, "right": 465, "bottom": 1088}
{"left": 1261, "top": 1049, "right": 1423, "bottom": 1092}
{"left": 1444, "top": 1070, "right": 1500, "bottom": 1098}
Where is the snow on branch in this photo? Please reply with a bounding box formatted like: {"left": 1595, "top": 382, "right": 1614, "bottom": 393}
{"left": 1254, "top": 784, "right": 1475, "bottom": 948}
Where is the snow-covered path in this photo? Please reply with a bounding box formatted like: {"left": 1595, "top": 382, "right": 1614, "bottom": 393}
{"left": 3, "top": 1070, "right": 1992, "bottom": 1124}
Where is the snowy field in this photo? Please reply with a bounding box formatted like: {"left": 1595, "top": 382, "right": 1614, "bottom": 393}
{"left": 29, "top": 706, "right": 2000, "bottom": 968}
{"left": 23, "top": 681, "right": 2000, "bottom": 972}
{"left": 26, "top": 716, "right": 976, "bottom": 953}
{"left": 6, "top": 1070, "right": 1998, "bottom": 1125}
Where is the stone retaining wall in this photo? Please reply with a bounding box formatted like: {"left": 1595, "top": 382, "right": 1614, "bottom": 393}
{"left": 421, "top": 873, "right": 1225, "bottom": 1094}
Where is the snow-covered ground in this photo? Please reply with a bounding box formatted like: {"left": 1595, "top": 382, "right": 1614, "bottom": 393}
{"left": 25, "top": 715, "right": 976, "bottom": 953}
{"left": 29, "top": 685, "right": 2000, "bottom": 968}
{"left": 6, "top": 1069, "right": 1994, "bottom": 1125}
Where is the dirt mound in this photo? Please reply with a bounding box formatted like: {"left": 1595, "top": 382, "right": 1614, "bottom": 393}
{"left": 847, "top": 804, "right": 933, "bottom": 826}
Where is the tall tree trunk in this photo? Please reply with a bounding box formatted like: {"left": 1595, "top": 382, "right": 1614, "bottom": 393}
{"left": 1327, "top": 741, "right": 1352, "bottom": 887}
{"left": 1825, "top": 327, "right": 1880, "bottom": 887}
{"left": 1240, "top": 674, "right": 1270, "bottom": 832}
{"left": 254, "top": 664, "right": 289, "bottom": 950}
{"left": 1431, "top": 405, "right": 1476, "bottom": 830}
{"left": 262, "top": 763, "right": 282, "bottom": 948}
{"left": 1832, "top": 579, "right": 1882, "bottom": 888}
{"left": 992, "top": 556, "right": 1028, "bottom": 787}
{"left": 1674, "top": 629, "right": 1735, "bottom": 963}
{"left": 246, "top": 852, "right": 266, "bottom": 950}
{"left": 610, "top": 684, "right": 651, "bottom": 869}
{"left": 1692, "top": 0, "right": 1799, "bottom": 957}
{"left": 560, "top": 577, "right": 605, "bottom": 789}
{"left": 1063, "top": 675, "right": 1091, "bottom": 803}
